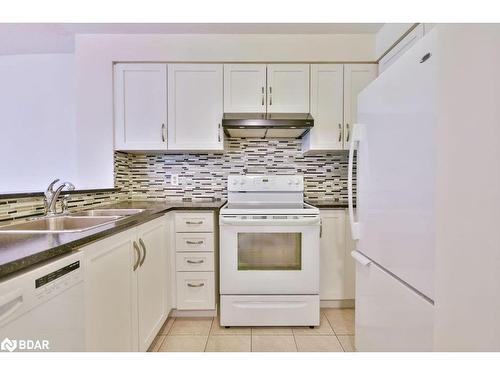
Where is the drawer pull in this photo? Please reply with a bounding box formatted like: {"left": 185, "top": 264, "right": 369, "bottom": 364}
{"left": 186, "top": 240, "right": 204, "bottom": 245}
{"left": 187, "top": 259, "right": 204, "bottom": 264}
{"left": 186, "top": 220, "right": 203, "bottom": 225}
{"left": 187, "top": 282, "right": 205, "bottom": 288}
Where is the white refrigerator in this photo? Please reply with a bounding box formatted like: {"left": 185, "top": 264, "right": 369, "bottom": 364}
{"left": 348, "top": 29, "right": 438, "bottom": 351}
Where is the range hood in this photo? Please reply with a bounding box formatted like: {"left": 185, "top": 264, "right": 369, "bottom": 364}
{"left": 222, "top": 113, "right": 314, "bottom": 139}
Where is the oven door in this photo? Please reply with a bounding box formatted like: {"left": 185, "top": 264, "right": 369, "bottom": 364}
{"left": 219, "top": 215, "right": 320, "bottom": 295}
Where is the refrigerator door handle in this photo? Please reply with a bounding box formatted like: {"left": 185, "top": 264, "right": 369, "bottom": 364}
{"left": 351, "top": 250, "right": 372, "bottom": 266}
{"left": 348, "top": 123, "right": 363, "bottom": 240}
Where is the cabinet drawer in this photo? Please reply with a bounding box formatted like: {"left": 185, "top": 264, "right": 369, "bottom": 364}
{"left": 176, "top": 272, "right": 215, "bottom": 310}
{"left": 175, "top": 212, "right": 214, "bottom": 232}
{"left": 176, "top": 252, "right": 214, "bottom": 272}
{"left": 175, "top": 233, "right": 214, "bottom": 252}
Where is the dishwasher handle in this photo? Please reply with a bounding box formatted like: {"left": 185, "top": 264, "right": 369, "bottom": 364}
{"left": 0, "top": 288, "right": 24, "bottom": 324}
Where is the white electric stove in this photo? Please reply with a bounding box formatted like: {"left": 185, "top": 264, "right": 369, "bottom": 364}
{"left": 219, "top": 175, "right": 320, "bottom": 327}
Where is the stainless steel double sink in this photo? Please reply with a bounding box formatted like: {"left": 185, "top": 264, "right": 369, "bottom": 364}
{"left": 0, "top": 208, "right": 145, "bottom": 234}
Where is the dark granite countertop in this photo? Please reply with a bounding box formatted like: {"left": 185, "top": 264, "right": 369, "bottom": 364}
{"left": 0, "top": 200, "right": 225, "bottom": 279}
{"left": 306, "top": 199, "right": 349, "bottom": 209}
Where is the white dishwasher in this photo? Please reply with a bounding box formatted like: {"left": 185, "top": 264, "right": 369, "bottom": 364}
{"left": 0, "top": 251, "right": 85, "bottom": 352}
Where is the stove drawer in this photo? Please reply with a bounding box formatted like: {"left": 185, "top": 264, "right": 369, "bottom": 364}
{"left": 175, "top": 212, "right": 214, "bottom": 232}
{"left": 176, "top": 252, "right": 214, "bottom": 272}
{"left": 175, "top": 233, "right": 214, "bottom": 252}
{"left": 176, "top": 272, "right": 215, "bottom": 310}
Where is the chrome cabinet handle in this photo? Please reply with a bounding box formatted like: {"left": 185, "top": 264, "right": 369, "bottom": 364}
{"left": 320, "top": 218, "right": 323, "bottom": 238}
{"left": 338, "top": 124, "right": 342, "bottom": 142}
{"left": 186, "top": 220, "right": 203, "bottom": 225}
{"left": 346, "top": 123, "right": 350, "bottom": 143}
{"left": 187, "top": 259, "right": 204, "bottom": 264}
{"left": 218, "top": 123, "right": 221, "bottom": 142}
{"left": 269, "top": 86, "right": 272, "bottom": 106}
{"left": 187, "top": 282, "right": 205, "bottom": 288}
{"left": 138, "top": 238, "right": 146, "bottom": 267}
{"left": 261, "top": 86, "right": 265, "bottom": 106}
{"left": 186, "top": 240, "right": 204, "bottom": 245}
{"left": 133, "top": 241, "right": 141, "bottom": 271}
{"left": 161, "top": 124, "right": 166, "bottom": 142}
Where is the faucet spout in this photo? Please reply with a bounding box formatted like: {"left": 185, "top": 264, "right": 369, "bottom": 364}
{"left": 44, "top": 180, "right": 75, "bottom": 216}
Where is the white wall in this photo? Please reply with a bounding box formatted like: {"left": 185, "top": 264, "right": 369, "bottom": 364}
{"left": 0, "top": 54, "right": 77, "bottom": 193}
{"left": 375, "top": 23, "right": 415, "bottom": 60}
{"left": 75, "top": 33, "right": 376, "bottom": 188}
{"left": 434, "top": 24, "right": 500, "bottom": 351}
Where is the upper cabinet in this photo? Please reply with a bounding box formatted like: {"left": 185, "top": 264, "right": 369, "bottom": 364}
{"left": 267, "top": 64, "right": 310, "bottom": 113}
{"left": 167, "top": 64, "right": 224, "bottom": 151}
{"left": 114, "top": 64, "right": 168, "bottom": 151}
{"left": 223, "top": 64, "right": 310, "bottom": 113}
{"left": 303, "top": 63, "right": 377, "bottom": 154}
{"left": 223, "top": 64, "right": 266, "bottom": 113}
{"left": 304, "top": 64, "right": 344, "bottom": 152}
{"left": 343, "top": 64, "right": 378, "bottom": 149}
{"left": 114, "top": 63, "right": 223, "bottom": 152}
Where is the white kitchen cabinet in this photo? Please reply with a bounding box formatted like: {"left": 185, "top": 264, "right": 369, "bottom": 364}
{"left": 223, "top": 64, "right": 266, "bottom": 113}
{"left": 136, "top": 218, "right": 168, "bottom": 351}
{"left": 319, "top": 209, "right": 355, "bottom": 300}
{"left": 378, "top": 24, "right": 424, "bottom": 74}
{"left": 84, "top": 231, "right": 138, "bottom": 351}
{"left": 167, "top": 64, "right": 223, "bottom": 151}
{"left": 303, "top": 64, "right": 344, "bottom": 153}
{"left": 343, "top": 64, "right": 378, "bottom": 149}
{"left": 355, "top": 255, "right": 434, "bottom": 351}
{"left": 85, "top": 216, "right": 169, "bottom": 352}
{"left": 174, "top": 211, "right": 216, "bottom": 312}
{"left": 267, "top": 64, "right": 310, "bottom": 113}
{"left": 114, "top": 63, "right": 168, "bottom": 151}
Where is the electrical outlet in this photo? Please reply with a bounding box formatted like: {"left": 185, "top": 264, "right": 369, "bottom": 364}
{"left": 171, "top": 174, "right": 179, "bottom": 186}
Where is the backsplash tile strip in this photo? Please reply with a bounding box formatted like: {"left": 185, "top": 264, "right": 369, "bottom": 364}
{"left": 115, "top": 138, "right": 354, "bottom": 202}
{"left": 0, "top": 138, "right": 354, "bottom": 222}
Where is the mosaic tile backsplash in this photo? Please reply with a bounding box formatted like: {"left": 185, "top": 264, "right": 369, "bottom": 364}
{"left": 0, "top": 138, "right": 353, "bottom": 222}
{"left": 115, "top": 138, "right": 353, "bottom": 202}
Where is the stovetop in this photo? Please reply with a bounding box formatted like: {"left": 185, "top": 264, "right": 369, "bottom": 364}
{"left": 220, "top": 201, "right": 319, "bottom": 215}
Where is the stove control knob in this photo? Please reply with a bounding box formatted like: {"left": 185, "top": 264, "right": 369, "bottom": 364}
{"left": 288, "top": 180, "right": 292, "bottom": 185}
{"left": 295, "top": 180, "right": 300, "bottom": 185}
{"left": 232, "top": 179, "right": 238, "bottom": 185}
{"left": 240, "top": 181, "right": 245, "bottom": 185}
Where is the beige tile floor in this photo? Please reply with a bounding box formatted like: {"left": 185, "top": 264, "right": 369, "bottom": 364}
{"left": 148, "top": 308, "right": 356, "bottom": 352}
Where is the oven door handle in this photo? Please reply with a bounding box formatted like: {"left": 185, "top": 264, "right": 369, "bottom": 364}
{"left": 219, "top": 217, "right": 320, "bottom": 226}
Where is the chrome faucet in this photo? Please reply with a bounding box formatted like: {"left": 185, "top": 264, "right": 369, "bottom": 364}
{"left": 44, "top": 179, "right": 75, "bottom": 216}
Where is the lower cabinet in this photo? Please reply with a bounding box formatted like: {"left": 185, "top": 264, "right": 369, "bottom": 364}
{"left": 319, "top": 209, "right": 355, "bottom": 301}
{"left": 174, "top": 211, "right": 216, "bottom": 312}
{"left": 84, "top": 216, "right": 169, "bottom": 351}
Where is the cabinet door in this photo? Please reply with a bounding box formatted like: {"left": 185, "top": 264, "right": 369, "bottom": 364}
{"left": 136, "top": 218, "right": 167, "bottom": 352}
{"left": 114, "top": 63, "right": 168, "bottom": 151}
{"left": 167, "top": 64, "right": 223, "bottom": 151}
{"left": 378, "top": 24, "right": 424, "bottom": 73}
{"left": 224, "top": 64, "right": 266, "bottom": 112}
{"left": 319, "top": 210, "right": 348, "bottom": 300}
{"left": 267, "top": 64, "right": 310, "bottom": 113}
{"left": 303, "top": 64, "right": 344, "bottom": 153}
{"left": 85, "top": 231, "right": 138, "bottom": 351}
{"left": 343, "top": 64, "right": 377, "bottom": 149}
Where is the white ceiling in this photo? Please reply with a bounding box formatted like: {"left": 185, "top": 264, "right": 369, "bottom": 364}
{"left": 0, "top": 23, "right": 383, "bottom": 55}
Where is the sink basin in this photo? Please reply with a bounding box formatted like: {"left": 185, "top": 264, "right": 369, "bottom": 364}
{"left": 0, "top": 216, "right": 120, "bottom": 233}
{"left": 70, "top": 208, "right": 145, "bottom": 217}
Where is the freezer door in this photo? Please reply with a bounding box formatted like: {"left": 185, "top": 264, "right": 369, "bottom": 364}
{"left": 355, "top": 30, "right": 438, "bottom": 299}
{"left": 354, "top": 251, "right": 434, "bottom": 352}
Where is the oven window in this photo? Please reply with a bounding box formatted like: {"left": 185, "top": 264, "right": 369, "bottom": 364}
{"left": 237, "top": 233, "right": 302, "bottom": 271}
